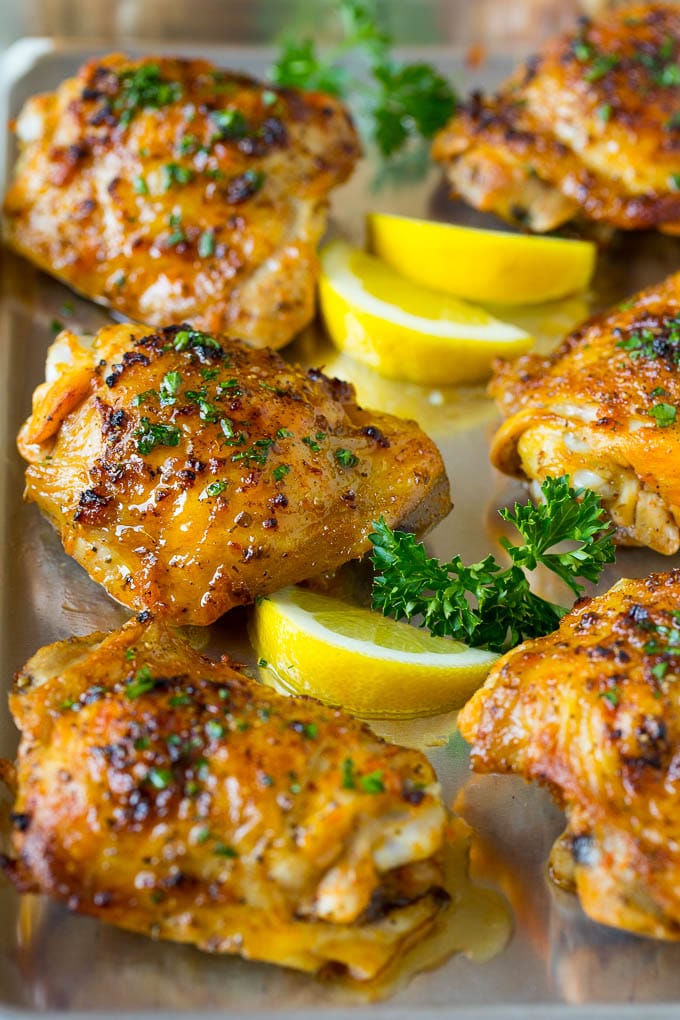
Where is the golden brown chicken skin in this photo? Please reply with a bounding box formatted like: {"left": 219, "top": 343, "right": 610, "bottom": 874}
{"left": 490, "top": 271, "right": 680, "bottom": 555}
{"left": 459, "top": 570, "right": 680, "bottom": 941}
{"left": 2, "top": 54, "right": 360, "bottom": 348}
{"left": 18, "top": 323, "right": 450, "bottom": 625}
{"left": 1, "top": 617, "right": 448, "bottom": 978}
{"left": 433, "top": 4, "right": 680, "bottom": 233}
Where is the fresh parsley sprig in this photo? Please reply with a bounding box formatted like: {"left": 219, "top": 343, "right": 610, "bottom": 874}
{"left": 271, "top": 0, "right": 456, "bottom": 158}
{"left": 370, "top": 476, "right": 616, "bottom": 653}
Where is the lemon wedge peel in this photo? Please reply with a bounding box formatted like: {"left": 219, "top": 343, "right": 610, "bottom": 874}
{"left": 249, "top": 587, "right": 499, "bottom": 720}
{"left": 319, "top": 241, "right": 533, "bottom": 386}
{"left": 367, "top": 212, "right": 596, "bottom": 307}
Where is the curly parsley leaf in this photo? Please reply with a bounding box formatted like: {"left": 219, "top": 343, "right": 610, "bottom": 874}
{"left": 371, "top": 62, "right": 458, "bottom": 156}
{"left": 499, "top": 476, "right": 617, "bottom": 594}
{"left": 271, "top": 0, "right": 456, "bottom": 158}
{"left": 370, "top": 476, "right": 615, "bottom": 652}
{"left": 271, "top": 39, "right": 347, "bottom": 96}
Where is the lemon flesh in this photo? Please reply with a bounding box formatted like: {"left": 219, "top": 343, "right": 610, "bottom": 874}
{"left": 249, "top": 587, "right": 498, "bottom": 719}
{"left": 368, "top": 212, "right": 596, "bottom": 306}
{"left": 319, "top": 241, "right": 533, "bottom": 385}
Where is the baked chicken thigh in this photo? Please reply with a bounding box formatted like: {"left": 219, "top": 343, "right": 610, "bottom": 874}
{"left": 433, "top": 3, "right": 680, "bottom": 233}
{"left": 18, "top": 323, "right": 450, "bottom": 625}
{"left": 490, "top": 271, "right": 680, "bottom": 554}
{"left": 1, "top": 617, "right": 448, "bottom": 978}
{"left": 459, "top": 570, "right": 680, "bottom": 941}
{"left": 2, "top": 54, "right": 360, "bottom": 348}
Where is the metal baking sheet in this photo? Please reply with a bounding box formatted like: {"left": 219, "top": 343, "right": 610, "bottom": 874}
{"left": 2, "top": 27, "right": 680, "bottom": 1020}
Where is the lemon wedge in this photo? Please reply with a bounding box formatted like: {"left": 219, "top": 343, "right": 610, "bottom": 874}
{"left": 367, "top": 213, "right": 596, "bottom": 306}
{"left": 318, "top": 241, "right": 532, "bottom": 385}
{"left": 249, "top": 587, "right": 498, "bottom": 719}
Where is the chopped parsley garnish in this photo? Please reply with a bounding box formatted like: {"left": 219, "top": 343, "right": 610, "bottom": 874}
{"left": 199, "top": 399, "right": 221, "bottom": 424}
{"left": 303, "top": 722, "right": 318, "bottom": 740}
{"left": 341, "top": 759, "right": 384, "bottom": 793}
{"left": 133, "top": 175, "right": 149, "bottom": 195}
{"left": 273, "top": 463, "right": 290, "bottom": 482}
{"left": 131, "top": 388, "right": 158, "bottom": 407}
{"left": 259, "top": 381, "right": 287, "bottom": 395}
{"left": 359, "top": 770, "right": 385, "bottom": 794}
{"left": 341, "top": 757, "right": 356, "bottom": 790}
{"left": 214, "top": 843, "right": 239, "bottom": 858}
{"left": 598, "top": 688, "right": 620, "bottom": 708}
{"left": 134, "top": 418, "right": 182, "bottom": 455}
{"left": 167, "top": 211, "right": 186, "bottom": 246}
{"left": 596, "top": 103, "right": 612, "bottom": 122}
{"left": 670, "top": 173, "right": 680, "bottom": 192}
{"left": 198, "top": 230, "right": 216, "bottom": 258}
{"left": 173, "top": 328, "right": 221, "bottom": 352}
{"left": 616, "top": 316, "right": 680, "bottom": 363}
{"left": 371, "top": 475, "right": 615, "bottom": 652}
{"left": 125, "top": 664, "right": 157, "bottom": 699}
{"left": 231, "top": 437, "right": 275, "bottom": 467}
{"left": 206, "top": 720, "right": 225, "bottom": 739}
{"left": 179, "top": 133, "right": 199, "bottom": 154}
{"left": 159, "top": 370, "right": 182, "bottom": 405}
{"left": 216, "top": 379, "right": 242, "bottom": 397}
{"left": 185, "top": 390, "right": 221, "bottom": 422}
{"left": 302, "top": 432, "right": 326, "bottom": 452}
{"left": 335, "top": 447, "right": 358, "bottom": 468}
{"left": 201, "top": 367, "right": 220, "bottom": 381}
{"left": 648, "top": 402, "right": 677, "bottom": 428}
{"left": 657, "top": 62, "right": 680, "bottom": 87}
{"left": 146, "top": 767, "right": 174, "bottom": 790}
{"left": 206, "top": 479, "right": 227, "bottom": 497}
{"left": 169, "top": 693, "right": 192, "bottom": 707}
{"left": 572, "top": 39, "right": 594, "bottom": 61}
{"left": 634, "top": 39, "right": 680, "bottom": 87}
{"left": 583, "top": 54, "right": 620, "bottom": 83}
{"left": 114, "top": 64, "right": 182, "bottom": 127}
{"left": 134, "top": 736, "right": 150, "bottom": 751}
{"left": 276, "top": 428, "right": 294, "bottom": 439}
{"left": 211, "top": 108, "right": 249, "bottom": 140}
{"left": 639, "top": 612, "right": 680, "bottom": 678}
{"left": 162, "top": 162, "right": 194, "bottom": 189}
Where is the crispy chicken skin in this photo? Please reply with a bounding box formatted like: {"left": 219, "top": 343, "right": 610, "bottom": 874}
{"left": 458, "top": 570, "right": 680, "bottom": 941}
{"left": 2, "top": 54, "right": 360, "bottom": 348}
{"left": 1, "top": 618, "right": 448, "bottom": 978}
{"left": 490, "top": 272, "right": 680, "bottom": 555}
{"left": 17, "top": 323, "right": 450, "bottom": 625}
{"left": 432, "top": 4, "right": 680, "bottom": 233}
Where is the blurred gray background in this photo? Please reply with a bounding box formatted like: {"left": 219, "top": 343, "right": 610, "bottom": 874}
{"left": 0, "top": 0, "right": 646, "bottom": 53}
